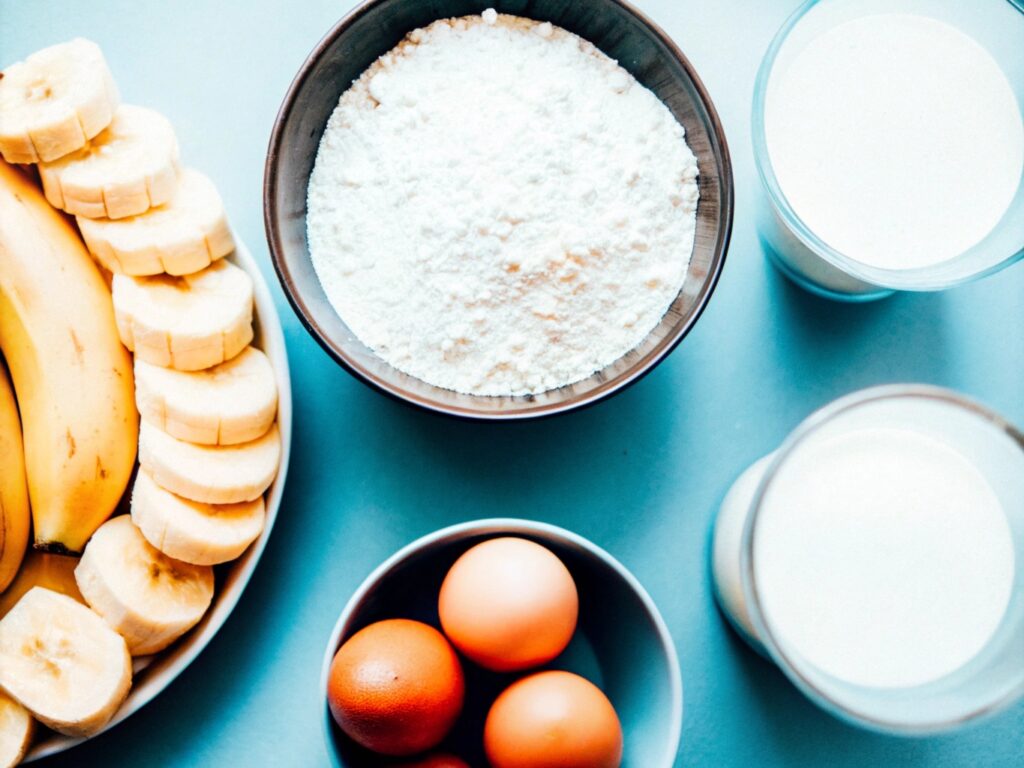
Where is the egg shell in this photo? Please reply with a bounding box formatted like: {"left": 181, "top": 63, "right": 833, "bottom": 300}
{"left": 438, "top": 537, "right": 579, "bottom": 672}
{"left": 484, "top": 670, "right": 624, "bottom": 768}
{"left": 326, "top": 619, "right": 465, "bottom": 756}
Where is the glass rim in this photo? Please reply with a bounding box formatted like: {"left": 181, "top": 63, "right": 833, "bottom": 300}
{"left": 751, "top": 0, "right": 1024, "bottom": 292}
{"left": 739, "top": 383, "right": 1024, "bottom": 734}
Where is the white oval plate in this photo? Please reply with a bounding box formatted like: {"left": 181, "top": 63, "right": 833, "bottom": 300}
{"left": 25, "top": 236, "right": 292, "bottom": 762}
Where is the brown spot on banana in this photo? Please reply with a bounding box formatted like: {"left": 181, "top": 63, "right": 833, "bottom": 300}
{"left": 65, "top": 428, "right": 76, "bottom": 458}
{"left": 95, "top": 456, "right": 108, "bottom": 480}
{"left": 69, "top": 329, "right": 85, "bottom": 364}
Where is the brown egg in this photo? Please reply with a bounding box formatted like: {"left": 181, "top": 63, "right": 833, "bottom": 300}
{"left": 438, "top": 537, "right": 578, "bottom": 672}
{"left": 326, "top": 619, "right": 464, "bottom": 756}
{"left": 484, "top": 671, "right": 623, "bottom": 768}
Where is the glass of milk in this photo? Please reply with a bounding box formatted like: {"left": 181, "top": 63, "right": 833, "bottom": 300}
{"left": 753, "top": 0, "right": 1024, "bottom": 301}
{"left": 712, "top": 385, "right": 1024, "bottom": 733}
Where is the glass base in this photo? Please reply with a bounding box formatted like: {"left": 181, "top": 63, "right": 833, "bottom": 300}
{"left": 765, "top": 245, "right": 894, "bottom": 303}
{"left": 756, "top": 190, "right": 896, "bottom": 302}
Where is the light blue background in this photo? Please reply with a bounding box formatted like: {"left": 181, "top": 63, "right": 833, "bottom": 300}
{"left": 3, "top": 0, "right": 1023, "bottom": 765}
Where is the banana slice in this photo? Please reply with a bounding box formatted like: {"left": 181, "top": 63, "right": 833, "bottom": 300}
{"left": 0, "top": 39, "right": 119, "bottom": 164}
{"left": 77, "top": 168, "right": 234, "bottom": 276}
{"left": 135, "top": 346, "right": 278, "bottom": 446}
{"left": 139, "top": 421, "right": 280, "bottom": 505}
{"left": 0, "top": 586, "right": 131, "bottom": 738}
{"left": 132, "top": 469, "right": 265, "bottom": 566}
{"left": 75, "top": 516, "right": 213, "bottom": 656}
{"left": 39, "top": 105, "right": 179, "bottom": 219}
{"left": 76, "top": 518, "right": 214, "bottom": 655}
{"left": 0, "top": 692, "right": 33, "bottom": 768}
{"left": 112, "top": 258, "right": 253, "bottom": 371}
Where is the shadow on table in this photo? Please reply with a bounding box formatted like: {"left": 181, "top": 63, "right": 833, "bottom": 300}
{"left": 720, "top": 616, "right": 1024, "bottom": 766}
{"left": 760, "top": 241, "right": 954, "bottom": 397}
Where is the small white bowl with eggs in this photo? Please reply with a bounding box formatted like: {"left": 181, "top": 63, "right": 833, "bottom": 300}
{"left": 320, "top": 518, "right": 682, "bottom": 767}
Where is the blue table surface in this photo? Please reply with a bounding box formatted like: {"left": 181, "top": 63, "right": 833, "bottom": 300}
{"left": 3, "top": 0, "right": 1023, "bottom": 765}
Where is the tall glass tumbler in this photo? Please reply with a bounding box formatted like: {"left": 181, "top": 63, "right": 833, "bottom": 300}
{"left": 712, "top": 385, "right": 1024, "bottom": 733}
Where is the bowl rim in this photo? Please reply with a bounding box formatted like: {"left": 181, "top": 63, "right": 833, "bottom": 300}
{"left": 25, "top": 236, "right": 293, "bottom": 762}
{"left": 264, "top": 0, "right": 734, "bottom": 421}
{"left": 319, "top": 517, "right": 684, "bottom": 767}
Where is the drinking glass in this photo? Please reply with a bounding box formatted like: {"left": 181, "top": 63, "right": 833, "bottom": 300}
{"left": 712, "top": 385, "right": 1024, "bottom": 733}
{"left": 752, "top": 0, "right": 1024, "bottom": 301}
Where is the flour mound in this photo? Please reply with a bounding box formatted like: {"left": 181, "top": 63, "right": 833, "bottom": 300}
{"left": 307, "top": 11, "right": 699, "bottom": 396}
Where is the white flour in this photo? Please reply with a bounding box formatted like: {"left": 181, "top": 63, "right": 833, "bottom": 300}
{"left": 307, "top": 10, "right": 698, "bottom": 396}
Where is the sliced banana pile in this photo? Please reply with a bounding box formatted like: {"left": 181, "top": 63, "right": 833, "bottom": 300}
{"left": 0, "top": 38, "right": 280, "bottom": 763}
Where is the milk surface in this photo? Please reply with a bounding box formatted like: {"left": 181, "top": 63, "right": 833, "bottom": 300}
{"left": 766, "top": 13, "right": 1024, "bottom": 270}
{"left": 754, "top": 427, "right": 1015, "bottom": 688}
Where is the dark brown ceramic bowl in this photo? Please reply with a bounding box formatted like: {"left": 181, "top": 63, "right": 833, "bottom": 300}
{"left": 265, "top": 0, "right": 733, "bottom": 420}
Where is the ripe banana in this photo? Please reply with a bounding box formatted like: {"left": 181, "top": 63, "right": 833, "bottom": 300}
{"left": 132, "top": 469, "right": 265, "bottom": 566}
{"left": 0, "top": 364, "right": 29, "bottom": 593}
{"left": 0, "top": 586, "right": 131, "bottom": 737}
{"left": 0, "top": 551, "right": 83, "bottom": 620}
{"left": 135, "top": 346, "right": 278, "bottom": 446}
{"left": 0, "top": 692, "right": 33, "bottom": 768}
{"left": 0, "top": 39, "right": 119, "bottom": 164}
{"left": 75, "top": 516, "right": 213, "bottom": 656}
{"left": 0, "top": 160, "right": 138, "bottom": 554}
{"left": 139, "top": 421, "right": 280, "bottom": 505}
{"left": 39, "top": 104, "right": 180, "bottom": 220}
{"left": 112, "top": 258, "right": 254, "bottom": 371}
{"left": 77, "top": 168, "right": 234, "bottom": 276}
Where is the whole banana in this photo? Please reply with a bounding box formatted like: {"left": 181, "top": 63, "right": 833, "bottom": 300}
{"left": 0, "top": 361, "right": 29, "bottom": 592}
{"left": 0, "top": 160, "right": 137, "bottom": 554}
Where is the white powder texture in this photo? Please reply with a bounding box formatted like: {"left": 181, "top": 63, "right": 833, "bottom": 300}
{"left": 307, "top": 11, "right": 699, "bottom": 396}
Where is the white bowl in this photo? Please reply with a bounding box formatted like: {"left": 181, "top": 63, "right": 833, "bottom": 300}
{"left": 25, "top": 236, "right": 292, "bottom": 762}
{"left": 320, "top": 519, "right": 683, "bottom": 767}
